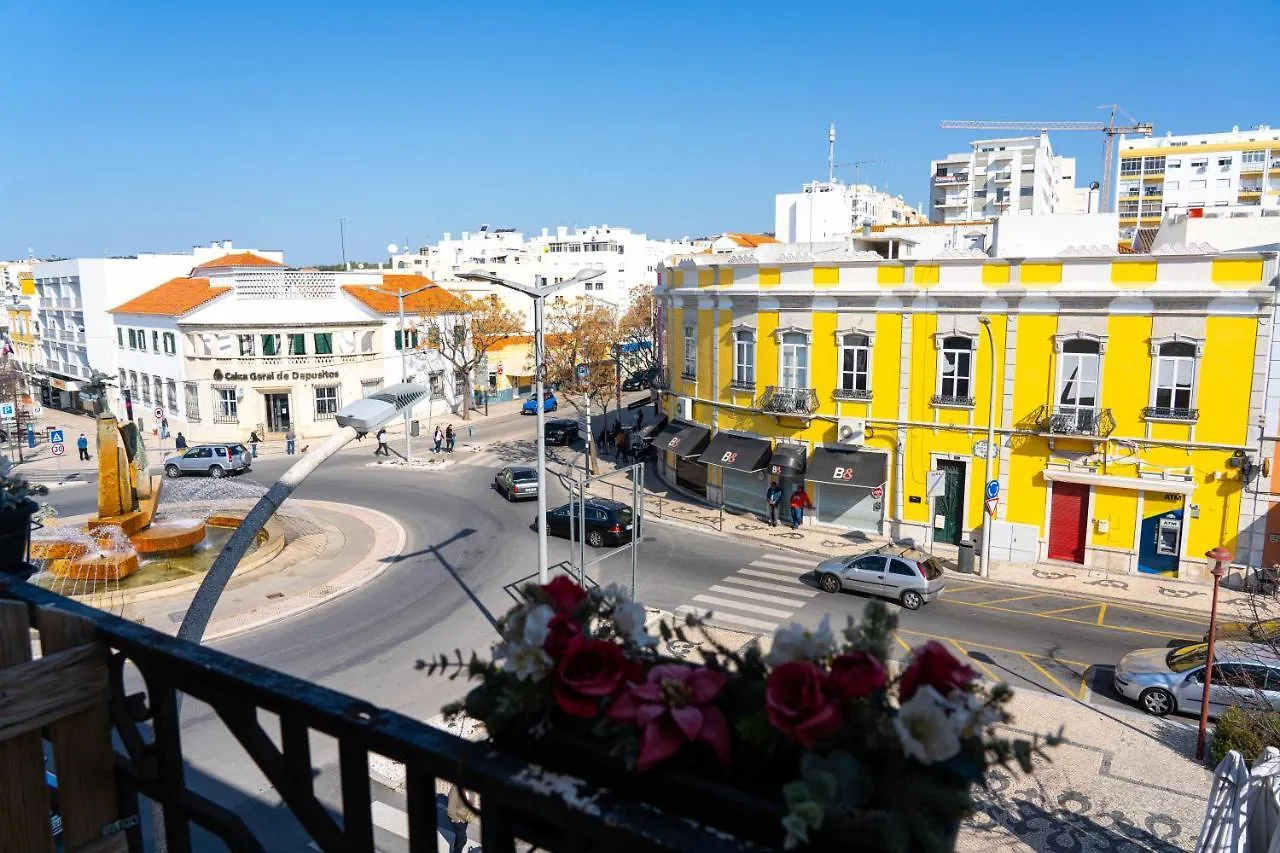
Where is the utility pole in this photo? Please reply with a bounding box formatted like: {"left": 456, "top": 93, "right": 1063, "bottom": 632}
{"left": 339, "top": 218, "right": 349, "bottom": 271}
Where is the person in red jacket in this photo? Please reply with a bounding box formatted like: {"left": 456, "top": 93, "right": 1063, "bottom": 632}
{"left": 788, "top": 485, "right": 813, "bottom": 529}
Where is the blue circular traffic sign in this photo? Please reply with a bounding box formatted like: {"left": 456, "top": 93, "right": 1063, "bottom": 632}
{"left": 985, "top": 479, "right": 1000, "bottom": 500}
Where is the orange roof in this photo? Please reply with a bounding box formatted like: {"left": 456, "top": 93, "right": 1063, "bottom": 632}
{"left": 491, "top": 335, "right": 535, "bottom": 349}
{"left": 725, "top": 233, "right": 780, "bottom": 248}
{"left": 193, "top": 251, "right": 286, "bottom": 270}
{"left": 108, "top": 277, "right": 232, "bottom": 317}
{"left": 342, "top": 276, "right": 467, "bottom": 314}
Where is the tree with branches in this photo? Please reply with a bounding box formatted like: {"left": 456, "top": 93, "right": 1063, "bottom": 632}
{"left": 544, "top": 296, "right": 620, "bottom": 471}
{"left": 617, "top": 284, "right": 658, "bottom": 379}
{"left": 417, "top": 293, "right": 524, "bottom": 420}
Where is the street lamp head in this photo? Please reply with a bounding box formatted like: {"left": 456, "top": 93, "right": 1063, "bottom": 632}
{"left": 335, "top": 382, "right": 428, "bottom": 432}
{"left": 978, "top": 315, "right": 991, "bottom": 326}
{"left": 1206, "top": 546, "right": 1233, "bottom": 578}
{"left": 573, "top": 268, "right": 606, "bottom": 283}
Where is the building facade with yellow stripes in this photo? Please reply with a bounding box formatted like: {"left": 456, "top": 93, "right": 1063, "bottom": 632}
{"left": 654, "top": 245, "right": 1279, "bottom": 582}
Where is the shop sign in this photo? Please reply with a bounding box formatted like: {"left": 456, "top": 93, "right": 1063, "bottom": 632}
{"left": 212, "top": 368, "right": 339, "bottom": 382}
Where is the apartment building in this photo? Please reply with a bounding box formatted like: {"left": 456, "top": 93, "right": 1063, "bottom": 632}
{"left": 654, "top": 240, "right": 1278, "bottom": 584}
{"left": 930, "top": 134, "right": 1079, "bottom": 224}
{"left": 775, "top": 181, "right": 926, "bottom": 243}
{"left": 1116, "top": 124, "right": 1280, "bottom": 244}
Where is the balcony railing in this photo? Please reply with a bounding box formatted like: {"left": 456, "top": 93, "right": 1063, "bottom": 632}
{"left": 1143, "top": 405, "right": 1199, "bottom": 422}
{"left": 0, "top": 577, "right": 754, "bottom": 853}
{"left": 833, "top": 387, "right": 872, "bottom": 401}
{"left": 931, "top": 394, "right": 974, "bottom": 408}
{"left": 1033, "top": 405, "right": 1116, "bottom": 437}
{"left": 758, "top": 385, "right": 819, "bottom": 415}
{"left": 729, "top": 378, "right": 756, "bottom": 392}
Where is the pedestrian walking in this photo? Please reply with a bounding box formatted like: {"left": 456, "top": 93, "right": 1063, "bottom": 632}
{"left": 596, "top": 427, "right": 607, "bottom": 453}
{"left": 175, "top": 432, "right": 188, "bottom": 451}
{"left": 615, "top": 428, "right": 629, "bottom": 462}
{"left": 788, "top": 485, "right": 813, "bottom": 530}
{"left": 375, "top": 427, "right": 389, "bottom": 456}
{"left": 76, "top": 432, "right": 90, "bottom": 461}
{"left": 445, "top": 425, "right": 456, "bottom": 453}
{"left": 635, "top": 410, "right": 643, "bottom": 430}
{"left": 433, "top": 424, "right": 444, "bottom": 454}
{"left": 765, "top": 481, "right": 783, "bottom": 527}
{"left": 285, "top": 428, "right": 296, "bottom": 456}
{"left": 249, "top": 430, "right": 260, "bottom": 458}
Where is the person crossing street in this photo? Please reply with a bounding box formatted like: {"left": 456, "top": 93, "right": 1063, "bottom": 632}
{"left": 375, "top": 427, "right": 389, "bottom": 456}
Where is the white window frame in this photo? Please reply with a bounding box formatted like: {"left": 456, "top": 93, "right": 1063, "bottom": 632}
{"left": 215, "top": 387, "right": 238, "bottom": 423}
{"left": 776, "top": 328, "right": 811, "bottom": 390}
{"left": 1147, "top": 336, "right": 1203, "bottom": 420}
{"left": 314, "top": 385, "right": 340, "bottom": 419}
{"left": 731, "top": 325, "right": 755, "bottom": 389}
{"left": 682, "top": 324, "right": 697, "bottom": 379}
{"left": 184, "top": 382, "right": 201, "bottom": 422}
{"left": 163, "top": 332, "right": 177, "bottom": 355}
{"left": 835, "top": 329, "right": 874, "bottom": 400}
{"left": 933, "top": 334, "right": 977, "bottom": 406}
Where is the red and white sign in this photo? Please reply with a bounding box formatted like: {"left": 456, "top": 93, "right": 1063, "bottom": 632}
{"left": 870, "top": 485, "right": 884, "bottom": 500}
{"left": 153, "top": 407, "right": 164, "bottom": 421}
{"left": 720, "top": 451, "right": 738, "bottom": 464}
{"left": 832, "top": 466, "right": 854, "bottom": 481}
{"left": 51, "top": 443, "right": 66, "bottom": 457}
{"left": 985, "top": 497, "right": 999, "bottom": 517}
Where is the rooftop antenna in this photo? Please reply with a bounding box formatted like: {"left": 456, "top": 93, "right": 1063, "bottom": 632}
{"left": 827, "top": 123, "right": 837, "bottom": 183}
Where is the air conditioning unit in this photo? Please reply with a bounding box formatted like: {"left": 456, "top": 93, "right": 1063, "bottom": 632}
{"left": 677, "top": 397, "right": 693, "bottom": 421}
{"left": 837, "top": 417, "right": 865, "bottom": 445}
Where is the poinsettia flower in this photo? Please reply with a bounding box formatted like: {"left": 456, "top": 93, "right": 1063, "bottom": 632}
{"left": 894, "top": 685, "right": 962, "bottom": 764}
{"left": 766, "top": 615, "right": 835, "bottom": 666}
{"left": 608, "top": 663, "right": 731, "bottom": 771}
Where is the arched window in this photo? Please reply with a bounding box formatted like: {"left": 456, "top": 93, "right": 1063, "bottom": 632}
{"left": 732, "top": 329, "right": 755, "bottom": 388}
{"left": 937, "top": 336, "right": 975, "bottom": 403}
{"left": 1154, "top": 341, "right": 1197, "bottom": 414}
{"left": 779, "top": 331, "right": 809, "bottom": 389}
{"left": 838, "top": 334, "right": 871, "bottom": 399}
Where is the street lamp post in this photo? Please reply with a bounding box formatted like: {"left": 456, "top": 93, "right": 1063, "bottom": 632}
{"left": 1196, "top": 546, "right": 1233, "bottom": 761}
{"left": 457, "top": 268, "right": 604, "bottom": 583}
{"left": 978, "top": 316, "right": 997, "bottom": 578}
{"left": 373, "top": 280, "right": 437, "bottom": 462}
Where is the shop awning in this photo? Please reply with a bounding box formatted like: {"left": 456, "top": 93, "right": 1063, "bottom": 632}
{"left": 701, "top": 432, "right": 772, "bottom": 472}
{"left": 638, "top": 414, "right": 670, "bottom": 441}
{"left": 809, "top": 448, "right": 887, "bottom": 488}
{"left": 769, "top": 443, "right": 808, "bottom": 477}
{"left": 655, "top": 421, "right": 710, "bottom": 458}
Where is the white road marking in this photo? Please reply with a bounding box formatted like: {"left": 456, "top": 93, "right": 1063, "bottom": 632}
{"left": 760, "top": 552, "right": 816, "bottom": 566}
{"left": 692, "top": 594, "right": 794, "bottom": 618}
{"left": 749, "top": 559, "right": 813, "bottom": 575}
{"left": 738, "top": 567, "right": 810, "bottom": 585}
{"left": 706, "top": 584, "right": 810, "bottom": 608}
{"left": 676, "top": 604, "right": 777, "bottom": 632}
{"left": 373, "top": 801, "right": 409, "bottom": 837}
{"left": 719, "top": 575, "right": 819, "bottom": 597}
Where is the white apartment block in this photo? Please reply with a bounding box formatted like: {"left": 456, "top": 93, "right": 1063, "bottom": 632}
{"left": 1116, "top": 124, "right": 1280, "bottom": 243}
{"left": 930, "top": 133, "right": 1079, "bottom": 224}
{"left": 774, "top": 181, "right": 926, "bottom": 243}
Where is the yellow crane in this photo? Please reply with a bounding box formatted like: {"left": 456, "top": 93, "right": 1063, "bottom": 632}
{"left": 939, "top": 105, "right": 1153, "bottom": 213}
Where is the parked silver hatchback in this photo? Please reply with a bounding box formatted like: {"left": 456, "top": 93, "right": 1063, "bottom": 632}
{"left": 1114, "top": 641, "right": 1280, "bottom": 718}
{"left": 814, "top": 546, "right": 946, "bottom": 610}
{"left": 164, "top": 444, "right": 253, "bottom": 479}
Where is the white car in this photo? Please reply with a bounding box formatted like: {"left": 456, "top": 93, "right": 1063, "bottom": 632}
{"left": 1113, "top": 642, "right": 1280, "bottom": 717}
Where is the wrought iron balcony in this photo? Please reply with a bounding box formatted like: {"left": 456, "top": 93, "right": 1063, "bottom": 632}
{"left": 758, "top": 385, "right": 820, "bottom": 416}
{"left": 833, "top": 387, "right": 872, "bottom": 402}
{"left": 931, "top": 394, "right": 974, "bottom": 408}
{"left": 1034, "top": 405, "right": 1117, "bottom": 437}
{"left": 1143, "top": 406, "right": 1199, "bottom": 422}
{"left": 729, "top": 378, "right": 756, "bottom": 392}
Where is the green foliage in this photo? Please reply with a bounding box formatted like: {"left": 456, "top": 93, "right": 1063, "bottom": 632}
{"left": 0, "top": 456, "right": 34, "bottom": 512}
{"left": 1212, "top": 706, "right": 1280, "bottom": 764}
{"left": 842, "top": 601, "right": 898, "bottom": 663}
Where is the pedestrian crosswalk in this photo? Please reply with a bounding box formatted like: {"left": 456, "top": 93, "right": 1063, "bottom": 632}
{"left": 675, "top": 551, "right": 819, "bottom": 633}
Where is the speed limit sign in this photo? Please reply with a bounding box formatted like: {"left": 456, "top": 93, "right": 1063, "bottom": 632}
{"left": 154, "top": 407, "right": 164, "bottom": 420}
{"left": 51, "top": 443, "right": 66, "bottom": 457}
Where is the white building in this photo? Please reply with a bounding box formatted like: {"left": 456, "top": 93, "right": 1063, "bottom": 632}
{"left": 30, "top": 241, "right": 284, "bottom": 410}
{"left": 929, "top": 133, "right": 1080, "bottom": 224}
{"left": 1116, "top": 124, "right": 1280, "bottom": 243}
{"left": 774, "top": 180, "right": 926, "bottom": 243}
{"left": 109, "top": 262, "right": 467, "bottom": 441}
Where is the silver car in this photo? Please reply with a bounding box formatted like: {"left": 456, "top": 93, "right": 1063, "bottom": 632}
{"left": 814, "top": 546, "right": 946, "bottom": 610}
{"left": 1114, "top": 642, "right": 1280, "bottom": 718}
{"left": 164, "top": 443, "right": 253, "bottom": 479}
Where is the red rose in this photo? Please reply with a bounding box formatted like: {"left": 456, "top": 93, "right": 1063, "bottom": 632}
{"left": 829, "top": 651, "right": 886, "bottom": 700}
{"left": 543, "top": 614, "right": 582, "bottom": 661}
{"left": 899, "top": 641, "right": 976, "bottom": 702}
{"left": 765, "top": 661, "right": 842, "bottom": 749}
{"left": 542, "top": 576, "right": 588, "bottom": 615}
{"left": 554, "top": 636, "right": 626, "bottom": 718}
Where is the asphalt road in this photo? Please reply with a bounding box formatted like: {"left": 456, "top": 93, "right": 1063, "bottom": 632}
{"left": 35, "top": 403, "right": 1212, "bottom": 850}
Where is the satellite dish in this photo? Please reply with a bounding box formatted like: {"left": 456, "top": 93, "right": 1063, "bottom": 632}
{"left": 387, "top": 243, "right": 399, "bottom": 255}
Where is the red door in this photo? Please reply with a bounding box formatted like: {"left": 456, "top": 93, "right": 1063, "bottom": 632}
{"left": 1048, "top": 482, "right": 1089, "bottom": 563}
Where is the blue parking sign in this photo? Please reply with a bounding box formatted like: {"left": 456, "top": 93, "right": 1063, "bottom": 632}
{"left": 49, "top": 429, "right": 65, "bottom": 445}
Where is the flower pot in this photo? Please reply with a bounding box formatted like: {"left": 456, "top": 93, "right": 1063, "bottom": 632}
{"left": 0, "top": 500, "right": 37, "bottom": 577}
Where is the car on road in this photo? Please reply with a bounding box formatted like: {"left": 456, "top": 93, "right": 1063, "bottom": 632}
{"left": 164, "top": 443, "right": 252, "bottom": 478}
{"left": 522, "top": 391, "right": 558, "bottom": 414}
{"left": 814, "top": 545, "right": 945, "bottom": 610}
{"left": 1206, "top": 617, "right": 1280, "bottom": 644}
{"left": 544, "top": 418, "right": 580, "bottom": 446}
{"left": 622, "top": 368, "right": 660, "bottom": 391}
{"left": 538, "top": 498, "right": 635, "bottom": 547}
{"left": 1113, "top": 641, "right": 1280, "bottom": 717}
{"left": 494, "top": 466, "right": 539, "bottom": 502}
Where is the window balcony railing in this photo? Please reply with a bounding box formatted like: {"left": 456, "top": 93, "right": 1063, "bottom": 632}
{"left": 680, "top": 369, "right": 697, "bottom": 382}
{"left": 651, "top": 368, "right": 670, "bottom": 390}
{"left": 1033, "top": 405, "right": 1116, "bottom": 437}
{"left": 212, "top": 412, "right": 240, "bottom": 425}
{"left": 833, "top": 387, "right": 872, "bottom": 401}
{"left": 758, "top": 385, "right": 820, "bottom": 415}
{"left": 931, "top": 394, "right": 974, "bottom": 408}
{"left": 729, "top": 378, "right": 756, "bottom": 392}
{"left": 1142, "top": 406, "right": 1199, "bottom": 422}
{"left": 0, "top": 577, "right": 763, "bottom": 853}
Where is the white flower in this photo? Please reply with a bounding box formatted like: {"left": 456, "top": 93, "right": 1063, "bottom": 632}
{"left": 895, "top": 686, "right": 962, "bottom": 764}
{"left": 495, "top": 642, "right": 553, "bottom": 681}
{"left": 503, "top": 603, "right": 554, "bottom": 648}
{"left": 766, "top": 614, "right": 835, "bottom": 665}
{"left": 948, "top": 691, "right": 1006, "bottom": 736}
{"left": 613, "top": 600, "right": 656, "bottom": 647}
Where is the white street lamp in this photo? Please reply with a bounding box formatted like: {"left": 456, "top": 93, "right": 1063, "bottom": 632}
{"left": 978, "top": 316, "right": 996, "bottom": 579}
{"left": 457, "top": 268, "right": 604, "bottom": 583}
{"left": 373, "top": 278, "right": 437, "bottom": 462}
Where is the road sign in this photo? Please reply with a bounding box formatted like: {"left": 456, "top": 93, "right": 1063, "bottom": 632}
{"left": 49, "top": 429, "right": 65, "bottom": 445}
{"left": 973, "top": 440, "right": 991, "bottom": 459}
{"left": 870, "top": 485, "right": 884, "bottom": 500}
{"left": 985, "top": 479, "right": 1000, "bottom": 500}
{"left": 154, "top": 407, "right": 165, "bottom": 420}
{"left": 51, "top": 443, "right": 65, "bottom": 457}
{"left": 575, "top": 364, "right": 589, "bottom": 379}
{"left": 0, "top": 403, "right": 13, "bottom": 419}
{"left": 985, "top": 497, "right": 998, "bottom": 517}
{"left": 31, "top": 404, "right": 42, "bottom": 418}
{"left": 925, "top": 470, "right": 946, "bottom": 498}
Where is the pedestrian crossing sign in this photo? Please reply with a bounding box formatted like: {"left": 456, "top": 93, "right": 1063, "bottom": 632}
{"left": 49, "top": 429, "right": 65, "bottom": 445}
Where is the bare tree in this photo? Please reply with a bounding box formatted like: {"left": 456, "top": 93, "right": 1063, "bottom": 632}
{"left": 544, "top": 296, "right": 620, "bottom": 471}
{"left": 617, "top": 284, "right": 657, "bottom": 378}
{"left": 0, "top": 362, "right": 30, "bottom": 461}
{"left": 418, "top": 293, "right": 524, "bottom": 420}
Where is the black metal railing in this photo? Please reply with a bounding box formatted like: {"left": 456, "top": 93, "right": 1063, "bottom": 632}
{"left": 931, "top": 394, "right": 974, "bottom": 408}
{"left": 1142, "top": 406, "right": 1199, "bottom": 422}
{"left": 730, "top": 378, "right": 756, "bottom": 392}
{"left": 833, "top": 388, "right": 872, "bottom": 402}
{"left": 1033, "top": 405, "right": 1117, "bottom": 437}
{"left": 0, "top": 578, "right": 753, "bottom": 853}
{"left": 758, "top": 386, "right": 820, "bottom": 415}
{"left": 680, "top": 369, "right": 697, "bottom": 382}
{"left": 651, "top": 368, "right": 671, "bottom": 390}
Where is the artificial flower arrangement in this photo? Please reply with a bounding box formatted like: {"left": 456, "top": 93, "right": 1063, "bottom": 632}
{"left": 422, "top": 576, "right": 1060, "bottom": 851}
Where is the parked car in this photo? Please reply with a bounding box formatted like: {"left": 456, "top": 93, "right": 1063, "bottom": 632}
{"left": 164, "top": 443, "right": 252, "bottom": 478}
{"left": 1113, "top": 641, "right": 1280, "bottom": 717}
{"left": 814, "top": 545, "right": 946, "bottom": 610}
{"left": 538, "top": 498, "right": 635, "bottom": 547}
{"left": 494, "top": 466, "right": 539, "bottom": 502}
{"left": 521, "top": 391, "right": 558, "bottom": 414}
{"left": 544, "top": 418, "right": 580, "bottom": 446}
{"left": 1206, "top": 617, "right": 1280, "bottom": 644}
{"left": 622, "top": 368, "right": 660, "bottom": 391}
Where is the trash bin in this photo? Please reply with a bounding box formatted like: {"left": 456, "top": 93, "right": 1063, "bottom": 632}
{"left": 957, "top": 539, "right": 975, "bottom": 574}
{"left": 410, "top": 420, "right": 420, "bottom": 437}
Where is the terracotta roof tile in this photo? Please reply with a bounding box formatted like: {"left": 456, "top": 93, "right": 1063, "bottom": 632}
{"left": 491, "top": 335, "right": 535, "bottom": 349}
{"left": 726, "top": 233, "right": 780, "bottom": 248}
{"left": 342, "top": 276, "right": 467, "bottom": 314}
{"left": 193, "top": 251, "right": 286, "bottom": 270}
{"left": 108, "top": 277, "right": 232, "bottom": 317}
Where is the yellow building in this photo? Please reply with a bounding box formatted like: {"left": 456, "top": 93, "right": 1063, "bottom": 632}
{"left": 654, "top": 246, "right": 1278, "bottom": 582}
{"left": 6, "top": 272, "right": 39, "bottom": 395}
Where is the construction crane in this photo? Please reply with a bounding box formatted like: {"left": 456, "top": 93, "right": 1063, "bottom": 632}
{"left": 938, "top": 105, "right": 1153, "bottom": 213}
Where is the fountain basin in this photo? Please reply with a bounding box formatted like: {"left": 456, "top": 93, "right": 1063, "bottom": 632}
{"left": 131, "top": 519, "right": 207, "bottom": 554}
{"left": 48, "top": 551, "right": 140, "bottom": 581}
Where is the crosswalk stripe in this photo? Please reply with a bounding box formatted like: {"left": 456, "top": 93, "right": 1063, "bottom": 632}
{"left": 706, "top": 584, "right": 809, "bottom": 608}
{"left": 373, "top": 801, "right": 409, "bottom": 837}
{"left": 750, "top": 559, "right": 814, "bottom": 575}
{"left": 738, "top": 567, "right": 809, "bottom": 585}
{"left": 692, "top": 594, "right": 794, "bottom": 618}
{"left": 718, "top": 575, "right": 820, "bottom": 597}
{"left": 760, "top": 552, "right": 816, "bottom": 566}
{"left": 676, "top": 605, "right": 777, "bottom": 632}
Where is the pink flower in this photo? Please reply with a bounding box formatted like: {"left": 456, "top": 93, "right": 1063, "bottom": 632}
{"left": 608, "top": 664, "right": 731, "bottom": 771}
{"left": 899, "top": 642, "right": 977, "bottom": 702}
{"left": 829, "top": 651, "right": 886, "bottom": 701}
{"left": 766, "top": 661, "right": 842, "bottom": 749}
{"left": 542, "top": 576, "right": 588, "bottom": 615}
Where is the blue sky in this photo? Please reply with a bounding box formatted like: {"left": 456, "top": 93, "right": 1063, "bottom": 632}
{"left": 1, "top": 0, "right": 1272, "bottom": 265}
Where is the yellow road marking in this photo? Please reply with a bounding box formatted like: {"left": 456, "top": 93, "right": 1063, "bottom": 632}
{"left": 945, "top": 638, "right": 999, "bottom": 683}
{"left": 1019, "top": 652, "right": 1075, "bottom": 697}
{"left": 977, "top": 593, "right": 1047, "bottom": 606}
{"left": 897, "top": 628, "right": 1089, "bottom": 669}
{"left": 1076, "top": 665, "right": 1093, "bottom": 701}
{"left": 1034, "top": 603, "right": 1103, "bottom": 617}
{"left": 942, "top": 583, "right": 983, "bottom": 594}
{"left": 938, "top": 598, "right": 1188, "bottom": 640}
{"left": 893, "top": 634, "right": 911, "bottom": 653}
{"left": 1096, "top": 603, "right": 1108, "bottom": 626}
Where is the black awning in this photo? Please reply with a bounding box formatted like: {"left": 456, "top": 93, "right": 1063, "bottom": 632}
{"left": 701, "top": 432, "right": 772, "bottom": 472}
{"left": 655, "top": 421, "right": 710, "bottom": 458}
{"left": 638, "top": 414, "right": 670, "bottom": 441}
{"left": 769, "top": 443, "right": 808, "bottom": 477}
{"left": 809, "top": 448, "right": 887, "bottom": 488}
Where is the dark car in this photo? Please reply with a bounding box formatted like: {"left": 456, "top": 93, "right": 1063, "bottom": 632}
{"left": 538, "top": 498, "right": 635, "bottom": 547}
{"left": 544, "top": 418, "right": 580, "bottom": 446}
{"left": 495, "top": 466, "right": 539, "bottom": 502}
{"left": 622, "top": 368, "right": 659, "bottom": 391}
